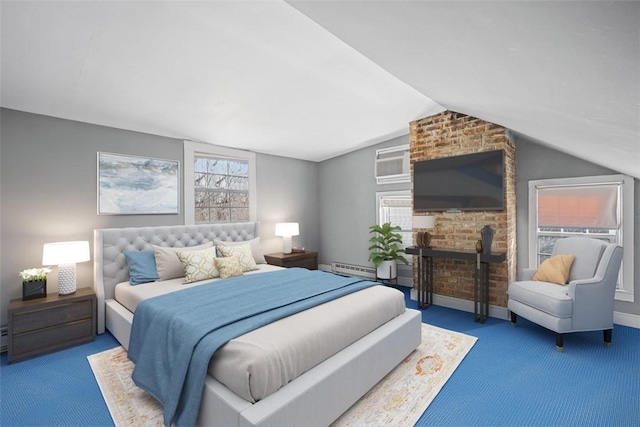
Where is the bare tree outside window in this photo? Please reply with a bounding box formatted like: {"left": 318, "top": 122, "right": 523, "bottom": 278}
{"left": 194, "top": 156, "right": 250, "bottom": 224}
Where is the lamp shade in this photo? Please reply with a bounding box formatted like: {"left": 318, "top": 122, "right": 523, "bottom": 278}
{"left": 42, "top": 241, "right": 90, "bottom": 265}
{"left": 275, "top": 222, "right": 299, "bottom": 237}
{"left": 413, "top": 215, "right": 435, "bottom": 229}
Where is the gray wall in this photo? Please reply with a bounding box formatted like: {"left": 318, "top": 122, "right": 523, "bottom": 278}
{"left": 255, "top": 153, "right": 320, "bottom": 255}
{"left": 513, "top": 133, "right": 640, "bottom": 316}
{"left": 319, "top": 131, "right": 640, "bottom": 317}
{"left": 318, "top": 134, "right": 411, "bottom": 267}
{"left": 0, "top": 109, "right": 319, "bottom": 326}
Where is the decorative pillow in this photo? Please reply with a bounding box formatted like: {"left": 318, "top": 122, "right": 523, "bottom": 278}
{"left": 214, "top": 238, "right": 266, "bottom": 264}
{"left": 214, "top": 257, "right": 244, "bottom": 279}
{"left": 532, "top": 254, "right": 576, "bottom": 285}
{"left": 153, "top": 242, "right": 213, "bottom": 281}
{"left": 218, "top": 243, "right": 259, "bottom": 272}
{"left": 123, "top": 251, "right": 159, "bottom": 285}
{"left": 175, "top": 247, "right": 219, "bottom": 284}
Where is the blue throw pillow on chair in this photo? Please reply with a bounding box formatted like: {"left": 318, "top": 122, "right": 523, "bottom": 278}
{"left": 124, "top": 251, "right": 159, "bottom": 285}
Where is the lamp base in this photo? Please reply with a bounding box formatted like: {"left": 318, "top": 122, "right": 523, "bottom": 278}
{"left": 417, "top": 231, "right": 431, "bottom": 248}
{"left": 282, "top": 236, "right": 293, "bottom": 254}
{"left": 58, "top": 263, "right": 77, "bottom": 295}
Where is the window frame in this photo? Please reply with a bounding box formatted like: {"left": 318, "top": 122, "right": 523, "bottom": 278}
{"left": 375, "top": 190, "right": 414, "bottom": 256}
{"left": 184, "top": 140, "right": 257, "bottom": 225}
{"left": 528, "top": 174, "right": 634, "bottom": 302}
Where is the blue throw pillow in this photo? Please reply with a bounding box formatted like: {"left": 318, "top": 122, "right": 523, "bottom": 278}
{"left": 124, "top": 251, "right": 159, "bottom": 285}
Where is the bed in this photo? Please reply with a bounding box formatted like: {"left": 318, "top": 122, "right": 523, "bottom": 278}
{"left": 94, "top": 222, "right": 422, "bottom": 427}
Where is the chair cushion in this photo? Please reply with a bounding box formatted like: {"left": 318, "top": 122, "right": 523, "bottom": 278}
{"left": 508, "top": 280, "right": 573, "bottom": 318}
{"left": 532, "top": 254, "right": 575, "bottom": 285}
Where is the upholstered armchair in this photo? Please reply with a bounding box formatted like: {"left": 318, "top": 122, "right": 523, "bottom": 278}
{"left": 508, "top": 237, "right": 623, "bottom": 351}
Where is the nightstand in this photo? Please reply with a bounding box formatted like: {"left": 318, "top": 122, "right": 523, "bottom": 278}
{"left": 264, "top": 251, "right": 318, "bottom": 270}
{"left": 8, "top": 287, "right": 96, "bottom": 363}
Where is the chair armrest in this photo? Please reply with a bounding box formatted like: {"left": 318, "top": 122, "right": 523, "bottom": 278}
{"left": 567, "top": 245, "right": 623, "bottom": 330}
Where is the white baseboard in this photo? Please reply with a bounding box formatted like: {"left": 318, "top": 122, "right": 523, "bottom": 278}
{"left": 614, "top": 311, "right": 640, "bottom": 328}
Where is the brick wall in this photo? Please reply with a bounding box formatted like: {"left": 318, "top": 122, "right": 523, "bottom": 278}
{"left": 410, "top": 111, "right": 516, "bottom": 307}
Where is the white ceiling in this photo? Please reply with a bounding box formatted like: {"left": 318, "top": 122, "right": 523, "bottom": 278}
{"left": 1, "top": 1, "right": 638, "bottom": 177}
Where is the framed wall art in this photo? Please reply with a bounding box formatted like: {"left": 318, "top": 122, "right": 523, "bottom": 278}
{"left": 97, "top": 152, "right": 180, "bottom": 215}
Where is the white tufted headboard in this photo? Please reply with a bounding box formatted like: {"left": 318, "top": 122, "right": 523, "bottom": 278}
{"left": 93, "top": 222, "right": 259, "bottom": 333}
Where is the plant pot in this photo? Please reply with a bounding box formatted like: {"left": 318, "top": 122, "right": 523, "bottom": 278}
{"left": 22, "top": 280, "right": 47, "bottom": 300}
{"left": 377, "top": 260, "right": 397, "bottom": 280}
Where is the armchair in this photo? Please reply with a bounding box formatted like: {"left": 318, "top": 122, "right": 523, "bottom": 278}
{"left": 508, "top": 237, "right": 623, "bottom": 351}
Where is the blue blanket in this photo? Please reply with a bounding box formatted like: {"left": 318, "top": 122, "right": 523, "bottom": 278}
{"left": 127, "top": 268, "right": 377, "bottom": 426}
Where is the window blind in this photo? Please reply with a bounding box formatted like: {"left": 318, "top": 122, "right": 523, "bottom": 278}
{"left": 537, "top": 184, "right": 619, "bottom": 228}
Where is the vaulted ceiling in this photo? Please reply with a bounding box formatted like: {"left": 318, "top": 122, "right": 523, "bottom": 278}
{"left": 2, "top": 1, "right": 638, "bottom": 178}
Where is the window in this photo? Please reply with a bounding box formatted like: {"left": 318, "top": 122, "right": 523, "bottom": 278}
{"left": 528, "top": 174, "right": 634, "bottom": 301}
{"left": 376, "top": 190, "right": 414, "bottom": 251}
{"left": 184, "top": 141, "right": 257, "bottom": 225}
{"left": 194, "top": 156, "right": 249, "bottom": 223}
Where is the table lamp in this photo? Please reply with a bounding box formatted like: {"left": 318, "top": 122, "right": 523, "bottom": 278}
{"left": 42, "top": 241, "right": 91, "bottom": 295}
{"left": 275, "top": 222, "right": 299, "bottom": 254}
{"left": 412, "top": 215, "right": 435, "bottom": 247}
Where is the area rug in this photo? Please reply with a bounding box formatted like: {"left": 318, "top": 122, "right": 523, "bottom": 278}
{"left": 88, "top": 323, "right": 477, "bottom": 427}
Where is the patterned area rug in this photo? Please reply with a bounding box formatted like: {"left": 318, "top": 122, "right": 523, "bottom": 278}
{"left": 88, "top": 323, "right": 477, "bottom": 427}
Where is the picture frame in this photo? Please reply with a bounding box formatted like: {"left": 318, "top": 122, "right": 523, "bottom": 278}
{"left": 97, "top": 152, "right": 180, "bottom": 215}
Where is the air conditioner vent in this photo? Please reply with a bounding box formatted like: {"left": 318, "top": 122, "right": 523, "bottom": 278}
{"left": 375, "top": 145, "right": 410, "bottom": 184}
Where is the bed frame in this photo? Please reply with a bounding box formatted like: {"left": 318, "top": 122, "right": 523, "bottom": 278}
{"left": 94, "top": 222, "right": 422, "bottom": 427}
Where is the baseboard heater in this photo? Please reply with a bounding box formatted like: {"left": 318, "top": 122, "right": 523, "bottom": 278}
{"left": 331, "top": 262, "right": 377, "bottom": 279}
{"left": 1, "top": 325, "right": 7, "bottom": 353}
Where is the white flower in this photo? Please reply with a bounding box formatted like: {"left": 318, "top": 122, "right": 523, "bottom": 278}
{"left": 19, "top": 267, "right": 52, "bottom": 282}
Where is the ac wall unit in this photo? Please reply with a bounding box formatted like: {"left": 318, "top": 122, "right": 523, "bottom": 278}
{"left": 375, "top": 145, "right": 410, "bottom": 184}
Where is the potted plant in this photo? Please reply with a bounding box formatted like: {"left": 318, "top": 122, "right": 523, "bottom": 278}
{"left": 19, "top": 267, "right": 51, "bottom": 300}
{"left": 368, "top": 223, "right": 408, "bottom": 280}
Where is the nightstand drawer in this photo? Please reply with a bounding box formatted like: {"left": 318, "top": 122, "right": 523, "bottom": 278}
{"left": 293, "top": 257, "right": 318, "bottom": 270}
{"left": 12, "top": 299, "right": 93, "bottom": 334}
{"left": 12, "top": 319, "right": 94, "bottom": 360}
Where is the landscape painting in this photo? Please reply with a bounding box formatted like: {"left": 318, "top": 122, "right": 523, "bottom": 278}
{"left": 98, "top": 152, "right": 179, "bottom": 215}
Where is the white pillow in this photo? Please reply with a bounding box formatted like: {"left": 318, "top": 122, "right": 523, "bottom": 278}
{"left": 214, "top": 238, "right": 266, "bottom": 264}
{"left": 176, "top": 246, "right": 219, "bottom": 283}
{"left": 218, "top": 243, "right": 259, "bottom": 272}
{"left": 152, "top": 242, "right": 213, "bottom": 281}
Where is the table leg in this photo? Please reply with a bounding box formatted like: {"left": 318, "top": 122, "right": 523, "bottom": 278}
{"left": 474, "top": 261, "right": 479, "bottom": 321}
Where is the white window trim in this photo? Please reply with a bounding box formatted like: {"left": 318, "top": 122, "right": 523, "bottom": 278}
{"left": 184, "top": 140, "right": 257, "bottom": 225}
{"left": 375, "top": 190, "right": 414, "bottom": 264}
{"left": 528, "top": 174, "right": 634, "bottom": 302}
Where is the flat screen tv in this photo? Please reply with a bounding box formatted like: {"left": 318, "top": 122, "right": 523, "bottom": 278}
{"left": 414, "top": 150, "right": 504, "bottom": 212}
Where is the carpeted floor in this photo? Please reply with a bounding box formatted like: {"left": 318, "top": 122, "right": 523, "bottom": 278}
{"left": 1, "top": 286, "right": 639, "bottom": 426}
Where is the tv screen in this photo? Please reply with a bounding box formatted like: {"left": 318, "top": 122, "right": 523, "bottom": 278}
{"left": 414, "top": 150, "right": 504, "bottom": 212}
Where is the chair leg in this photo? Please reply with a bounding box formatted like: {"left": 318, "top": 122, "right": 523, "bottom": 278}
{"left": 510, "top": 311, "right": 517, "bottom": 326}
{"left": 604, "top": 329, "right": 612, "bottom": 347}
{"left": 555, "top": 333, "right": 564, "bottom": 352}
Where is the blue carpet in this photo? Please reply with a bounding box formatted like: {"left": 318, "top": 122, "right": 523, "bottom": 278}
{"left": 1, "top": 287, "right": 638, "bottom": 426}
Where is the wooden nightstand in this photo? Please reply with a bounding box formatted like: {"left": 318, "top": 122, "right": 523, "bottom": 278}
{"left": 8, "top": 287, "right": 96, "bottom": 363}
{"left": 264, "top": 251, "right": 318, "bottom": 270}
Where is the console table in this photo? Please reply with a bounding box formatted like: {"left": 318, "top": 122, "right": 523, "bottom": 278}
{"left": 405, "top": 247, "right": 506, "bottom": 322}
